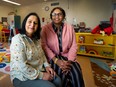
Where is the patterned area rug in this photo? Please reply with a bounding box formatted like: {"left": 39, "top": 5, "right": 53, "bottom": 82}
{"left": 91, "top": 61, "right": 116, "bottom": 87}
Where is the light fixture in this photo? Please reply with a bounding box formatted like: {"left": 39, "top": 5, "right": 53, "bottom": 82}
{"left": 44, "top": 0, "right": 47, "bottom": 2}
{"left": 2, "top": 0, "right": 21, "bottom": 6}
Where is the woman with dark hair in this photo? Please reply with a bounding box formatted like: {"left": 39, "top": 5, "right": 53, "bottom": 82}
{"left": 20, "top": 13, "right": 41, "bottom": 39}
{"left": 10, "top": 12, "right": 62, "bottom": 87}
{"left": 41, "top": 7, "right": 85, "bottom": 87}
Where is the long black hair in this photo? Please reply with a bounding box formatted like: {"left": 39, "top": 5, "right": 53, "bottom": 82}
{"left": 20, "top": 12, "right": 41, "bottom": 39}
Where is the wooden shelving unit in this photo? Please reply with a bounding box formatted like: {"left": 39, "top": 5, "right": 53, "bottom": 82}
{"left": 76, "top": 33, "right": 116, "bottom": 60}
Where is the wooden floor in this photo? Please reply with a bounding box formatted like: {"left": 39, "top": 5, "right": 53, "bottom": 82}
{"left": 77, "top": 55, "right": 96, "bottom": 87}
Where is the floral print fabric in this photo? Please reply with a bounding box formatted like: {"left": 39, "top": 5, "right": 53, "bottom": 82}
{"left": 10, "top": 34, "right": 50, "bottom": 81}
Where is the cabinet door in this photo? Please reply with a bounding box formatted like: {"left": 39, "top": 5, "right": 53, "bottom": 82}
{"left": 14, "top": 16, "right": 21, "bottom": 29}
{"left": 7, "top": 15, "right": 21, "bottom": 29}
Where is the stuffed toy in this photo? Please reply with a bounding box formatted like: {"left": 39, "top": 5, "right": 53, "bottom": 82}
{"left": 91, "top": 14, "right": 113, "bottom": 36}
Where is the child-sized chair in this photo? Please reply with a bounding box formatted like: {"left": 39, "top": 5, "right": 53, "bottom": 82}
{"left": 0, "top": 24, "right": 6, "bottom": 42}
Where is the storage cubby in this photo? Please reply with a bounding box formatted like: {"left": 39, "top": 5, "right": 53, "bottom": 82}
{"left": 76, "top": 33, "right": 116, "bottom": 59}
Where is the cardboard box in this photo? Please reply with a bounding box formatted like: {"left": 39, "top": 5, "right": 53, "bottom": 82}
{"left": 0, "top": 72, "right": 13, "bottom": 87}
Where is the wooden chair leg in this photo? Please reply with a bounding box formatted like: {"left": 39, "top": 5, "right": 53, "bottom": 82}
{"left": 0, "top": 32, "right": 2, "bottom": 42}
{"left": 2, "top": 31, "right": 6, "bottom": 42}
{"left": 0, "top": 31, "right": 6, "bottom": 42}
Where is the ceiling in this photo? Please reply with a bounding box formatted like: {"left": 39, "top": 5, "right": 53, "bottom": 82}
{"left": 0, "top": 0, "right": 58, "bottom": 7}
{"left": 0, "top": 0, "right": 115, "bottom": 7}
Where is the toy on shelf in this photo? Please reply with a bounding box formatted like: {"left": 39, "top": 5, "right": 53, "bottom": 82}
{"left": 108, "top": 44, "right": 115, "bottom": 46}
{"left": 100, "top": 31, "right": 105, "bottom": 36}
{"left": 101, "top": 51, "right": 113, "bottom": 57}
{"left": 79, "top": 45, "right": 86, "bottom": 53}
{"left": 93, "top": 39, "right": 104, "bottom": 45}
{"left": 87, "top": 49, "right": 98, "bottom": 55}
{"left": 78, "top": 36, "right": 85, "bottom": 43}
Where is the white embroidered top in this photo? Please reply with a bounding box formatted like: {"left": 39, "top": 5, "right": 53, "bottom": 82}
{"left": 10, "top": 34, "right": 50, "bottom": 81}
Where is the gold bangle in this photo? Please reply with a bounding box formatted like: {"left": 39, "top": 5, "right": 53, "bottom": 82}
{"left": 54, "top": 58, "right": 58, "bottom": 64}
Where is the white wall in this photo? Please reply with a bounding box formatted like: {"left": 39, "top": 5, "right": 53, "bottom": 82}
{"left": 66, "top": 0, "right": 112, "bottom": 28}
{"left": 0, "top": 0, "right": 113, "bottom": 29}
{"left": 0, "top": 5, "right": 13, "bottom": 22}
